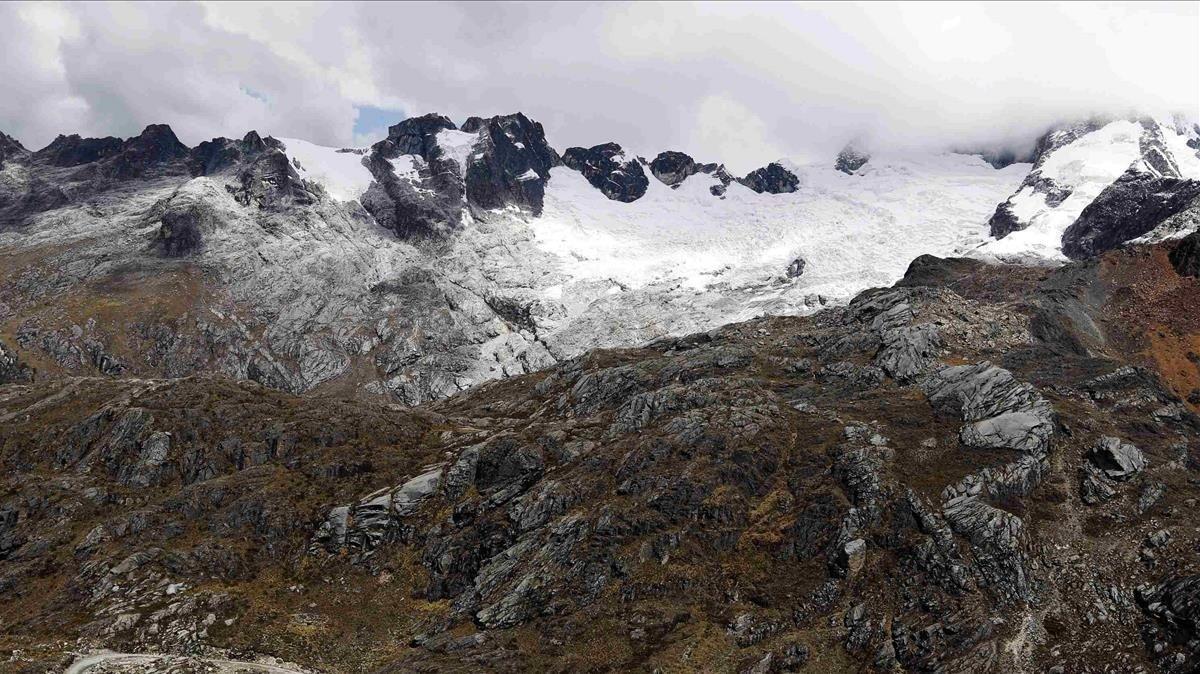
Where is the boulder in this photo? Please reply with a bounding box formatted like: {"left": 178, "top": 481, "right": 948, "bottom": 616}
{"left": 875, "top": 323, "right": 942, "bottom": 382}
{"left": 1088, "top": 436, "right": 1146, "bottom": 480}
{"left": 786, "top": 257, "right": 807, "bottom": 278}
{"left": 835, "top": 144, "right": 870, "bottom": 174}
{"left": 835, "top": 538, "right": 867, "bottom": 577}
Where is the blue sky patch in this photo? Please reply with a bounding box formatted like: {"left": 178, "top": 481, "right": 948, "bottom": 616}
{"left": 353, "top": 105, "right": 405, "bottom": 143}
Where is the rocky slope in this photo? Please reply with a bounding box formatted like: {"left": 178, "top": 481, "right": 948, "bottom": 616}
{"left": 4, "top": 239, "right": 1200, "bottom": 673}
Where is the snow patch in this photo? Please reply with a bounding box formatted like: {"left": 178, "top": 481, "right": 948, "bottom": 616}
{"left": 533, "top": 152, "right": 1024, "bottom": 300}
{"left": 278, "top": 138, "right": 374, "bottom": 203}
{"left": 436, "top": 129, "right": 481, "bottom": 175}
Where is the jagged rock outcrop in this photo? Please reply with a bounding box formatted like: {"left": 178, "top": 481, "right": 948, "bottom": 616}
{"left": 786, "top": 256, "right": 807, "bottom": 279}
{"left": 987, "top": 117, "right": 1200, "bottom": 245}
{"left": 154, "top": 203, "right": 213, "bottom": 257}
{"left": 922, "top": 362, "right": 1054, "bottom": 453}
{"left": 228, "top": 145, "right": 318, "bottom": 209}
{"left": 835, "top": 144, "right": 870, "bottom": 174}
{"left": 1061, "top": 171, "right": 1200, "bottom": 259}
{"left": 0, "top": 124, "right": 193, "bottom": 229}
{"left": 106, "top": 124, "right": 191, "bottom": 180}
{"left": 646, "top": 150, "right": 734, "bottom": 195}
{"left": 739, "top": 162, "right": 798, "bottom": 194}
{"left": 561, "top": 142, "right": 649, "bottom": 202}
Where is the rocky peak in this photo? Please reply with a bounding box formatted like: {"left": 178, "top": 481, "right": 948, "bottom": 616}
{"left": 561, "top": 142, "right": 649, "bottom": 202}
{"left": 0, "top": 132, "right": 28, "bottom": 167}
{"left": 739, "top": 162, "right": 799, "bottom": 194}
{"left": 35, "top": 133, "right": 125, "bottom": 167}
{"left": 460, "top": 112, "right": 560, "bottom": 215}
{"left": 378, "top": 113, "right": 457, "bottom": 160}
{"left": 188, "top": 130, "right": 281, "bottom": 177}
{"left": 1028, "top": 118, "right": 1110, "bottom": 169}
{"left": 835, "top": 143, "right": 870, "bottom": 174}
{"left": 987, "top": 116, "right": 1180, "bottom": 241}
{"left": 649, "top": 150, "right": 735, "bottom": 196}
{"left": 106, "top": 124, "right": 191, "bottom": 180}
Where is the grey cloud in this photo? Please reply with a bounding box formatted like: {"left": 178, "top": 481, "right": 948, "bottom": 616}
{"left": 1, "top": 1, "right": 1195, "bottom": 171}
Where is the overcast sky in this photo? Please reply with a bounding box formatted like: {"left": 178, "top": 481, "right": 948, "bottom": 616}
{"left": 2, "top": 1, "right": 1196, "bottom": 172}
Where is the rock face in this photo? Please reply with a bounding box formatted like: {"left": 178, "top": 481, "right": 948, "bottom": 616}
{"left": 835, "top": 144, "right": 870, "bottom": 174}
{"left": 187, "top": 130, "right": 280, "bottom": 176}
{"left": 361, "top": 113, "right": 466, "bottom": 238}
{"left": 0, "top": 124, "right": 201, "bottom": 230}
{"left": 360, "top": 112, "right": 562, "bottom": 237}
{"left": 0, "top": 340, "right": 34, "bottom": 384}
{"left": 1060, "top": 171, "right": 1200, "bottom": 259}
{"left": 986, "top": 117, "right": 1200, "bottom": 247}
{"left": 1170, "top": 230, "right": 1200, "bottom": 277}
{"left": 561, "top": 142, "right": 649, "bottom": 202}
{"left": 739, "top": 162, "right": 799, "bottom": 194}
{"left": 460, "top": 113, "right": 560, "bottom": 214}
{"left": 646, "top": 150, "right": 735, "bottom": 196}
{"left": 229, "top": 144, "right": 318, "bottom": 209}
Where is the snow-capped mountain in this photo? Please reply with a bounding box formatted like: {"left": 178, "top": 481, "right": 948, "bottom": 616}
{"left": 1, "top": 111, "right": 1197, "bottom": 403}
{"left": 980, "top": 117, "right": 1200, "bottom": 261}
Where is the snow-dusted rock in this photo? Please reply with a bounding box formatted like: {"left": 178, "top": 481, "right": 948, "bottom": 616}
{"left": 982, "top": 117, "right": 1200, "bottom": 261}
{"left": 739, "top": 162, "right": 799, "bottom": 194}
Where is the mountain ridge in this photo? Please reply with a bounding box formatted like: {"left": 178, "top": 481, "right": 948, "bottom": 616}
{"left": 1, "top": 110, "right": 1198, "bottom": 406}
